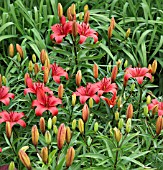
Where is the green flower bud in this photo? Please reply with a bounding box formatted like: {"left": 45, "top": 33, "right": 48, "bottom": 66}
{"left": 2, "top": 76, "right": 7, "bottom": 85}
{"left": 146, "top": 95, "right": 151, "bottom": 104}
{"left": 8, "top": 161, "right": 15, "bottom": 170}
{"left": 115, "top": 111, "right": 119, "bottom": 121}
{"left": 78, "top": 119, "right": 84, "bottom": 134}
{"left": 87, "top": 136, "right": 92, "bottom": 147}
{"left": 45, "top": 131, "right": 51, "bottom": 145}
{"left": 52, "top": 116, "right": 57, "bottom": 125}
{"left": 32, "top": 54, "right": 36, "bottom": 63}
{"left": 48, "top": 118, "right": 52, "bottom": 130}
{"left": 53, "top": 125, "right": 58, "bottom": 134}
{"left": 143, "top": 106, "right": 148, "bottom": 117}
{"left": 118, "top": 118, "right": 124, "bottom": 130}
{"left": 130, "top": 83, "right": 135, "bottom": 91}
{"left": 28, "top": 60, "right": 33, "bottom": 72}
{"left": 72, "top": 119, "right": 76, "bottom": 130}
{"left": 94, "top": 122, "right": 98, "bottom": 133}
{"left": 114, "top": 127, "right": 122, "bottom": 142}
{"left": 126, "top": 118, "right": 132, "bottom": 133}
{"left": 17, "top": 53, "right": 21, "bottom": 62}
{"left": 109, "top": 128, "right": 113, "bottom": 136}
{"left": 89, "top": 97, "right": 93, "bottom": 108}
{"left": 124, "top": 60, "right": 128, "bottom": 68}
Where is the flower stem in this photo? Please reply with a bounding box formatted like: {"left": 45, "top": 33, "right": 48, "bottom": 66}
{"left": 72, "top": 35, "right": 78, "bottom": 65}
{"left": 137, "top": 87, "right": 142, "bottom": 119}
{"left": 56, "top": 150, "right": 61, "bottom": 167}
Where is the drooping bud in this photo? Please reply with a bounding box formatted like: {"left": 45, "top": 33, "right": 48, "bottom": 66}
{"left": 156, "top": 116, "right": 163, "bottom": 135}
{"left": 8, "top": 161, "right": 15, "bottom": 170}
{"left": 28, "top": 60, "right": 33, "bottom": 72}
{"left": 48, "top": 118, "right": 52, "bottom": 130}
{"left": 115, "top": 111, "right": 119, "bottom": 121}
{"left": 39, "top": 117, "right": 45, "bottom": 134}
{"left": 94, "top": 122, "right": 98, "bottom": 133}
{"left": 84, "top": 11, "right": 90, "bottom": 24}
{"left": 146, "top": 95, "right": 151, "bottom": 104}
{"left": 126, "top": 104, "right": 133, "bottom": 119}
{"left": 143, "top": 106, "right": 148, "bottom": 117}
{"left": 82, "top": 103, "right": 89, "bottom": 123}
{"left": 72, "top": 119, "right": 76, "bottom": 130}
{"left": 53, "top": 125, "right": 58, "bottom": 134}
{"left": 111, "top": 65, "right": 118, "bottom": 83}
{"left": 125, "top": 28, "right": 131, "bottom": 38}
{"left": 126, "top": 118, "right": 132, "bottom": 133}
{"left": 118, "top": 118, "right": 124, "bottom": 130}
{"left": 0, "top": 74, "right": 2, "bottom": 88}
{"left": 31, "top": 125, "right": 39, "bottom": 146}
{"left": 41, "top": 147, "right": 48, "bottom": 164}
{"left": 89, "top": 97, "right": 93, "bottom": 108}
{"left": 43, "top": 66, "right": 49, "bottom": 84}
{"left": 58, "top": 3, "right": 63, "bottom": 19}
{"left": 76, "top": 70, "right": 82, "bottom": 86}
{"left": 45, "top": 131, "right": 51, "bottom": 145}
{"left": 78, "top": 118, "right": 84, "bottom": 134}
{"left": 93, "top": 63, "right": 98, "bottom": 79}
{"left": 57, "top": 123, "right": 66, "bottom": 150}
{"left": 66, "top": 127, "right": 72, "bottom": 144}
{"left": 6, "top": 122, "right": 12, "bottom": 139}
{"left": 84, "top": 4, "right": 89, "bottom": 14}
{"left": 66, "top": 147, "right": 75, "bottom": 168}
{"left": 40, "top": 49, "right": 48, "bottom": 65}
{"left": 151, "top": 60, "right": 157, "bottom": 74}
{"left": 32, "top": 54, "right": 36, "bottom": 63}
{"left": 113, "top": 127, "right": 122, "bottom": 142}
{"left": 58, "top": 84, "right": 64, "bottom": 99}
{"left": 34, "top": 63, "right": 40, "bottom": 75}
{"left": 152, "top": 105, "right": 158, "bottom": 116}
{"left": 24, "top": 73, "right": 30, "bottom": 86}
{"left": 18, "top": 150, "right": 31, "bottom": 170}
{"left": 72, "top": 94, "right": 76, "bottom": 106}
{"left": 8, "top": 44, "right": 14, "bottom": 57}
{"left": 72, "top": 20, "right": 78, "bottom": 37}
{"left": 16, "top": 44, "right": 23, "bottom": 58}
{"left": 124, "top": 60, "right": 128, "bottom": 68}
{"left": 52, "top": 116, "right": 57, "bottom": 125}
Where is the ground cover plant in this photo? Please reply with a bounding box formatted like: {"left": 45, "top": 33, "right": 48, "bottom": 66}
{"left": 0, "top": 0, "right": 163, "bottom": 170}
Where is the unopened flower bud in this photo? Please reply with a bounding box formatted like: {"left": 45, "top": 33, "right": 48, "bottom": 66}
{"left": 156, "top": 116, "right": 163, "bottom": 135}
{"left": 76, "top": 70, "right": 82, "bottom": 86}
{"left": 17, "top": 53, "right": 21, "bottom": 62}
{"left": 110, "top": 17, "right": 115, "bottom": 29}
{"left": 32, "top": 125, "right": 39, "bottom": 146}
{"left": 67, "top": 7, "right": 73, "bottom": 21}
{"left": 151, "top": 60, "right": 157, "bottom": 74}
{"left": 115, "top": 111, "right": 119, "bottom": 121}
{"left": 9, "top": 44, "right": 14, "bottom": 57}
{"left": 94, "top": 122, "right": 98, "bottom": 133}
{"left": 24, "top": 73, "right": 30, "bottom": 86}
{"left": 32, "top": 54, "right": 36, "bottom": 63}
{"left": 118, "top": 118, "right": 124, "bottom": 130}
{"left": 53, "top": 125, "right": 58, "bottom": 134}
{"left": 44, "top": 57, "right": 50, "bottom": 70}
{"left": 58, "top": 3, "right": 63, "bottom": 19}
{"left": 72, "top": 119, "right": 76, "bottom": 130}
{"left": 89, "top": 97, "right": 93, "bottom": 108}
{"left": 126, "top": 118, "right": 132, "bottom": 133}
{"left": 6, "top": 122, "right": 12, "bottom": 139}
{"left": 109, "top": 128, "right": 113, "bottom": 136}
{"left": 2, "top": 76, "right": 6, "bottom": 85}
{"left": 87, "top": 136, "right": 92, "bottom": 146}
{"left": 152, "top": 105, "right": 158, "bottom": 116}
{"left": 40, "top": 49, "right": 48, "bottom": 65}
{"left": 82, "top": 103, "right": 89, "bottom": 123}
{"left": 28, "top": 60, "right": 33, "bottom": 72}
{"left": 150, "top": 76, "right": 154, "bottom": 83}
{"left": 45, "top": 131, "right": 51, "bottom": 145}
{"left": 41, "top": 147, "right": 48, "bottom": 164}
{"left": 148, "top": 64, "right": 152, "bottom": 73}
{"left": 72, "top": 94, "right": 76, "bottom": 106}
{"left": 84, "top": 11, "right": 90, "bottom": 24}
{"left": 146, "top": 95, "right": 151, "bottom": 104}
{"left": 126, "top": 104, "right": 133, "bottom": 119}
{"left": 117, "top": 96, "right": 122, "bottom": 110}
{"left": 8, "top": 161, "right": 15, "bottom": 170}
{"left": 48, "top": 118, "right": 52, "bottom": 130}
{"left": 34, "top": 63, "right": 40, "bottom": 75}
{"left": 116, "top": 59, "right": 122, "bottom": 68}
{"left": 79, "top": 12, "right": 82, "bottom": 20}
{"left": 143, "top": 106, "right": 148, "bottom": 117}
{"left": 66, "top": 147, "right": 75, "bottom": 168}
{"left": 0, "top": 74, "right": 2, "bottom": 88}
{"left": 70, "top": 4, "right": 76, "bottom": 16}
{"left": 39, "top": 117, "right": 45, "bottom": 134}
{"left": 18, "top": 150, "right": 31, "bottom": 170}
{"left": 72, "top": 20, "right": 78, "bottom": 37}
{"left": 58, "top": 84, "right": 64, "bottom": 99}
{"left": 20, "top": 146, "right": 29, "bottom": 152}
{"left": 84, "top": 4, "right": 89, "bottom": 14}
{"left": 111, "top": 65, "right": 118, "bottom": 83}
{"left": 52, "top": 116, "right": 57, "bottom": 124}
{"left": 16, "top": 44, "right": 23, "bottom": 58}
{"left": 78, "top": 118, "right": 84, "bottom": 134}
{"left": 108, "top": 62, "right": 112, "bottom": 71}
{"left": 124, "top": 60, "right": 128, "bottom": 68}
{"left": 108, "top": 26, "right": 113, "bottom": 40}
{"left": 130, "top": 83, "right": 135, "bottom": 91}
{"left": 57, "top": 123, "right": 66, "bottom": 150}
{"left": 43, "top": 66, "right": 49, "bottom": 84}
{"left": 114, "top": 127, "right": 122, "bottom": 142}
{"left": 93, "top": 63, "right": 98, "bottom": 79}
{"left": 126, "top": 28, "right": 131, "bottom": 38}
{"left": 66, "top": 127, "right": 72, "bottom": 144}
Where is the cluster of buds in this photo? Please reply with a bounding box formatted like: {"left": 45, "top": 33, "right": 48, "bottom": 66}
{"left": 67, "top": 3, "right": 76, "bottom": 21}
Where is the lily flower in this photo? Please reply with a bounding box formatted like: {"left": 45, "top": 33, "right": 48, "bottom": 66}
{"left": 77, "top": 22, "right": 98, "bottom": 44}
{"left": 73, "top": 83, "right": 100, "bottom": 104}
{"left": 32, "top": 89, "right": 62, "bottom": 116}
{"left": 95, "top": 77, "right": 117, "bottom": 96}
{"left": 0, "top": 148, "right": 2, "bottom": 152}
{"left": 124, "top": 67, "right": 152, "bottom": 84}
{"left": 101, "top": 94, "right": 117, "bottom": 108}
{"left": 0, "top": 111, "right": 26, "bottom": 128}
{"left": 148, "top": 99, "right": 163, "bottom": 116}
{"left": 0, "top": 86, "right": 15, "bottom": 106}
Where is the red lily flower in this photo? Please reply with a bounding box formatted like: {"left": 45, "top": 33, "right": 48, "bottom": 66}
{"left": 0, "top": 86, "right": 15, "bottom": 106}
{"left": 77, "top": 22, "right": 98, "bottom": 44}
{"left": 95, "top": 77, "right": 117, "bottom": 96}
{"left": 101, "top": 94, "right": 117, "bottom": 108}
{"left": 50, "top": 16, "right": 72, "bottom": 43}
{"left": 148, "top": 99, "right": 163, "bottom": 116}
{"left": 51, "top": 63, "right": 68, "bottom": 84}
{"left": 32, "top": 89, "right": 62, "bottom": 116}
{"left": 124, "top": 67, "right": 152, "bottom": 84}
{"left": 73, "top": 83, "right": 100, "bottom": 104}
{"left": 24, "top": 78, "right": 52, "bottom": 95}
{"left": 0, "top": 111, "right": 26, "bottom": 128}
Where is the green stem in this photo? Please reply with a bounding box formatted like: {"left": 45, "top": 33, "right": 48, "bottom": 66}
{"left": 137, "top": 87, "right": 142, "bottom": 119}
{"left": 72, "top": 36, "right": 78, "bottom": 65}
{"left": 56, "top": 150, "right": 61, "bottom": 167}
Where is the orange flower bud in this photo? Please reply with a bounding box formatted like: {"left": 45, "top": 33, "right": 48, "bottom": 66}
{"left": 113, "top": 127, "right": 122, "bottom": 142}
{"left": 110, "top": 17, "right": 115, "bottom": 29}
{"left": 78, "top": 118, "right": 84, "bottom": 134}
{"left": 148, "top": 64, "right": 152, "bottom": 73}
{"left": 0, "top": 74, "right": 2, "bottom": 88}
{"left": 70, "top": 4, "right": 76, "bottom": 16}
{"left": 58, "top": 84, "right": 64, "bottom": 99}
{"left": 16, "top": 44, "right": 23, "bottom": 58}
{"left": 76, "top": 70, "right": 82, "bottom": 86}
{"left": 34, "top": 63, "right": 40, "bottom": 75}
{"left": 24, "top": 73, "right": 30, "bottom": 86}
{"left": 39, "top": 117, "right": 45, "bottom": 134}
{"left": 152, "top": 105, "right": 158, "bottom": 116}
{"left": 151, "top": 60, "right": 157, "bottom": 74}
{"left": 43, "top": 66, "right": 49, "bottom": 84}
{"left": 41, "top": 147, "right": 48, "bottom": 164}
{"left": 31, "top": 125, "right": 39, "bottom": 146}
{"left": 66, "top": 147, "right": 75, "bottom": 168}
{"left": 72, "top": 94, "right": 76, "bottom": 106}
{"left": 108, "top": 26, "right": 113, "bottom": 39}
{"left": 44, "top": 57, "right": 50, "bottom": 70}
{"left": 111, "top": 65, "right": 118, "bottom": 83}
{"left": 84, "top": 4, "right": 89, "bottom": 14}
{"left": 9, "top": 44, "right": 14, "bottom": 57}
{"left": 67, "top": 7, "right": 73, "bottom": 21}
{"left": 123, "top": 76, "right": 128, "bottom": 87}
{"left": 58, "top": 3, "right": 63, "bottom": 19}
{"left": 40, "top": 49, "right": 48, "bottom": 65}
{"left": 82, "top": 103, "right": 89, "bottom": 123}
{"left": 126, "top": 104, "right": 133, "bottom": 119}
{"left": 6, "top": 122, "right": 12, "bottom": 139}
{"left": 93, "top": 63, "right": 98, "bottom": 79}
{"left": 18, "top": 150, "right": 32, "bottom": 170}
{"left": 84, "top": 11, "right": 90, "bottom": 24}
{"left": 126, "top": 28, "right": 131, "bottom": 38}
{"left": 72, "top": 20, "right": 78, "bottom": 37}
{"left": 156, "top": 116, "right": 163, "bottom": 135}
{"left": 57, "top": 123, "right": 66, "bottom": 150}
{"left": 66, "top": 127, "right": 72, "bottom": 144}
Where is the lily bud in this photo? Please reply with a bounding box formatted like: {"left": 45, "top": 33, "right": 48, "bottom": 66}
{"left": 58, "top": 3, "right": 63, "bottom": 19}
{"left": 156, "top": 116, "right": 163, "bottom": 135}
{"left": 0, "top": 74, "right": 2, "bottom": 88}
{"left": 111, "top": 65, "right": 118, "bottom": 83}
{"left": 40, "top": 49, "right": 48, "bottom": 65}
{"left": 24, "top": 73, "right": 30, "bottom": 86}
{"left": 9, "top": 44, "right": 14, "bottom": 57}
{"left": 58, "top": 84, "right": 64, "bottom": 99}
{"left": 18, "top": 150, "right": 31, "bottom": 170}
{"left": 114, "top": 127, "right": 122, "bottom": 142}
{"left": 109, "top": 128, "right": 113, "bottom": 136}
{"left": 126, "top": 28, "right": 131, "bottom": 38}
{"left": 123, "top": 76, "right": 128, "bottom": 87}
{"left": 28, "top": 60, "right": 33, "bottom": 72}
{"left": 44, "top": 57, "right": 50, "bottom": 70}
{"left": 31, "top": 125, "right": 39, "bottom": 146}
{"left": 84, "top": 11, "right": 90, "bottom": 24}
{"left": 67, "top": 7, "right": 73, "bottom": 21}
{"left": 66, "top": 127, "right": 72, "bottom": 144}
{"left": 108, "top": 62, "right": 112, "bottom": 71}
{"left": 110, "top": 17, "right": 115, "bottom": 29}
{"left": 116, "top": 59, "right": 122, "bottom": 68}
{"left": 79, "top": 12, "right": 83, "bottom": 20}
{"left": 151, "top": 60, "right": 157, "bottom": 74}
{"left": 53, "top": 125, "right": 58, "bottom": 134}
{"left": 108, "top": 26, "right": 113, "bottom": 40}
{"left": 72, "top": 119, "right": 76, "bottom": 130}
{"left": 143, "top": 106, "right": 148, "bottom": 117}
{"left": 115, "top": 111, "right": 119, "bottom": 121}
{"left": 45, "top": 131, "right": 51, "bottom": 145}
{"left": 43, "top": 66, "right": 49, "bottom": 84}
{"left": 78, "top": 118, "right": 84, "bottom": 134}
{"left": 20, "top": 146, "right": 29, "bottom": 152}
{"left": 87, "top": 136, "right": 92, "bottom": 146}
{"left": 32, "top": 54, "right": 36, "bottom": 63}
{"left": 48, "top": 118, "right": 52, "bottom": 130}
{"left": 6, "top": 122, "right": 12, "bottom": 139}
{"left": 76, "top": 70, "right": 82, "bottom": 86}
{"left": 66, "top": 147, "right": 75, "bottom": 168}
{"left": 130, "top": 83, "right": 135, "bottom": 91}
{"left": 126, "top": 118, "right": 132, "bottom": 133}
{"left": 8, "top": 161, "right": 15, "bottom": 170}
{"left": 84, "top": 4, "right": 89, "bottom": 14}
{"left": 41, "top": 147, "right": 48, "bottom": 164}
{"left": 118, "top": 118, "right": 124, "bottom": 130}
{"left": 72, "top": 94, "right": 76, "bottom": 106}
{"left": 52, "top": 116, "right": 57, "bottom": 125}
{"left": 94, "top": 122, "right": 98, "bottom": 133}
{"left": 117, "top": 96, "right": 122, "bottom": 110}
{"left": 124, "top": 60, "right": 128, "bottom": 68}
{"left": 126, "top": 104, "right": 133, "bottom": 119}
{"left": 17, "top": 53, "right": 21, "bottom": 62}
{"left": 57, "top": 123, "right": 66, "bottom": 150}
{"left": 16, "top": 44, "right": 23, "bottom": 58}
{"left": 34, "top": 63, "right": 40, "bottom": 75}
{"left": 146, "top": 95, "right": 151, "bottom": 104}
{"left": 152, "top": 105, "right": 158, "bottom": 116}
{"left": 39, "top": 117, "right": 45, "bottom": 134}
{"left": 72, "top": 20, "right": 78, "bottom": 37}
{"left": 70, "top": 4, "right": 76, "bottom": 17}
{"left": 93, "top": 63, "right": 98, "bottom": 79}
{"left": 89, "top": 97, "right": 93, "bottom": 108}
{"left": 82, "top": 103, "right": 89, "bottom": 123}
